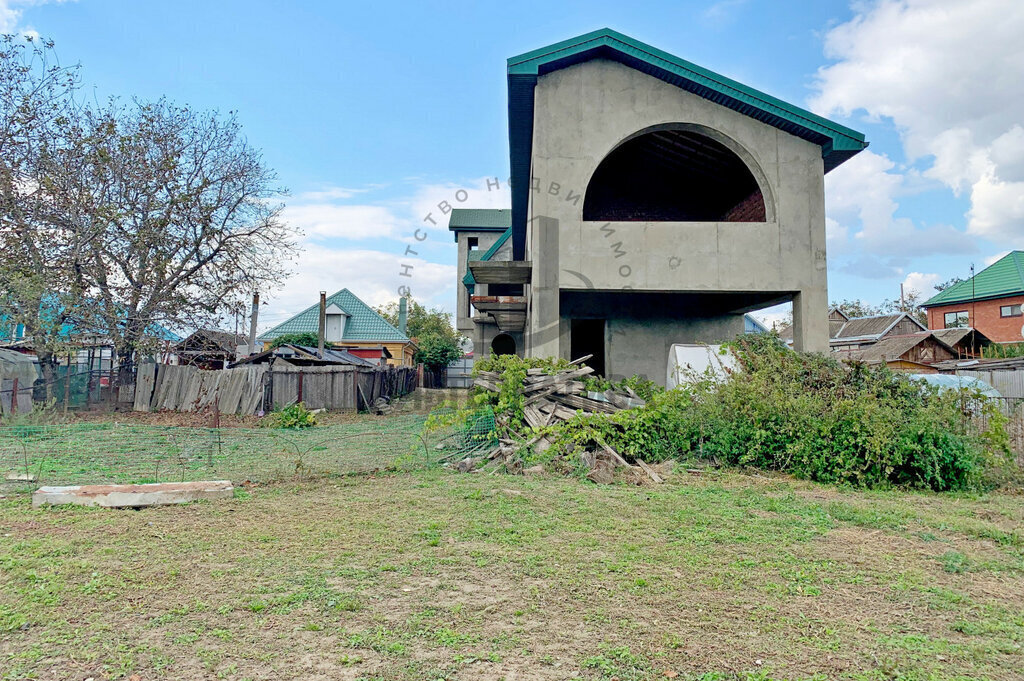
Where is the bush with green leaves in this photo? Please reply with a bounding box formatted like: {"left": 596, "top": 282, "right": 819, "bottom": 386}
{"left": 471, "top": 354, "right": 573, "bottom": 433}
{"left": 541, "top": 335, "right": 1011, "bottom": 491}
{"left": 268, "top": 332, "right": 321, "bottom": 349}
{"left": 259, "top": 402, "right": 317, "bottom": 429}
{"left": 414, "top": 332, "right": 464, "bottom": 373}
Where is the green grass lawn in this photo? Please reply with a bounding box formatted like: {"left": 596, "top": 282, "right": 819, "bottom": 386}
{"left": 1, "top": 466, "right": 1022, "bottom": 680}
{"left": 0, "top": 415, "right": 429, "bottom": 490}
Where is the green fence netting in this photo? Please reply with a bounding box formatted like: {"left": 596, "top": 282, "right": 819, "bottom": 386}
{"left": 0, "top": 414, "right": 431, "bottom": 491}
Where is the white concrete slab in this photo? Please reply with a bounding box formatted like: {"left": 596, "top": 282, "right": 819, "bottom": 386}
{"left": 32, "top": 480, "right": 234, "bottom": 508}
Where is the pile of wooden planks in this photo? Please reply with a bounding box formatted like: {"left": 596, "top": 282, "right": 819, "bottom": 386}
{"left": 473, "top": 355, "right": 646, "bottom": 432}
{"left": 456, "top": 356, "right": 669, "bottom": 483}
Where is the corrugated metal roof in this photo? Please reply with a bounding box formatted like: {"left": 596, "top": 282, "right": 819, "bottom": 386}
{"left": 448, "top": 208, "right": 511, "bottom": 230}
{"left": 835, "top": 333, "right": 947, "bottom": 363}
{"left": 506, "top": 29, "right": 869, "bottom": 260}
{"left": 923, "top": 251, "right": 1024, "bottom": 307}
{"left": 257, "top": 289, "right": 409, "bottom": 343}
{"left": 832, "top": 313, "right": 925, "bottom": 341}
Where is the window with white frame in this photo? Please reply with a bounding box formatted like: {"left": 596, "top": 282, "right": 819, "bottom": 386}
{"left": 943, "top": 310, "right": 969, "bottom": 328}
{"left": 1000, "top": 304, "right": 1022, "bottom": 317}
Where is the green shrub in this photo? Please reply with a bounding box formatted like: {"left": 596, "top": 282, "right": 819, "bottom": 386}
{"left": 259, "top": 402, "right": 317, "bottom": 429}
{"left": 268, "top": 332, "right": 320, "bottom": 349}
{"left": 543, "top": 335, "right": 1011, "bottom": 491}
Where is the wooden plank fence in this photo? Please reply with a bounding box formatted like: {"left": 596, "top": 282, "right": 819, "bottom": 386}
{"left": 134, "top": 363, "right": 418, "bottom": 414}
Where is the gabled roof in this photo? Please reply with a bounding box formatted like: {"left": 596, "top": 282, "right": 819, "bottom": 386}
{"left": 834, "top": 332, "right": 954, "bottom": 364}
{"left": 449, "top": 209, "right": 512, "bottom": 242}
{"left": 931, "top": 327, "right": 992, "bottom": 348}
{"left": 506, "top": 28, "right": 869, "bottom": 259}
{"left": 257, "top": 289, "right": 409, "bottom": 343}
{"left": 832, "top": 312, "right": 926, "bottom": 342}
{"left": 176, "top": 329, "right": 246, "bottom": 353}
{"left": 923, "top": 252, "right": 1024, "bottom": 307}
{"left": 232, "top": 343, "right": 377, "bottom": 368}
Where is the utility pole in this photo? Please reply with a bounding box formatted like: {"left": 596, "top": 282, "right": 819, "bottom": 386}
{"left": 247, "top": 292, "right": 260, "bottom": 356}
{"left": 318, "top": 291, "right": 327, "bottom": 358}
{"left": 970, "top": 264, "right": 976, "bottom": 329}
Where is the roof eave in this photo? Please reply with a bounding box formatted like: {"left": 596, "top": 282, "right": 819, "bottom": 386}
{"left": 506, "top": 29, "right": 868, "bottom": 259}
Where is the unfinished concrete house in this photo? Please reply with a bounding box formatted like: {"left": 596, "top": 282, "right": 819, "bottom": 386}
{"left": 452, "top": 29, "right": 868, "bottom": 383}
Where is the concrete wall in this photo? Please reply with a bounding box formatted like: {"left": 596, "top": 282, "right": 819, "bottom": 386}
{"left": 526, "top": 59, "right": 830, "bottom": 355}
{"left": 602, "top": 315, "right": 743, "bottom": 382}
{"left": 455, "top": 230, "right": 505, "bottom": 334}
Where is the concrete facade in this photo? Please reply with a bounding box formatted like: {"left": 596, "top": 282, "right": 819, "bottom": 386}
{"left": 454, "top": 229, "right": 506, "bottom": 335}
{"left": 452, "top": 31, "right": 864, "bottom": 384}
{"left": 524, "top": 59, "right": 829, "bottom": 368}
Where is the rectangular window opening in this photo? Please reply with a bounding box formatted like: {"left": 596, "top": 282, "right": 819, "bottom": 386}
{"left": 1000, "top": 304, "right": 1022, "bottom": 318}
{"left": 944, "top": 310, "right": 969, "bottom": 329}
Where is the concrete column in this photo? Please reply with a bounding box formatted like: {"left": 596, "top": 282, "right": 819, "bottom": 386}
{"left": 526, "top": 216, "right": 561, "bottom": 358}
{"left": 792, "top": 288, "right": 829, "bottom": 354}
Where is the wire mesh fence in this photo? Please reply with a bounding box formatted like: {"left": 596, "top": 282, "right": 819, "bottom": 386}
{"left": 0, "top": 414, "right": 432, "bottom": 492}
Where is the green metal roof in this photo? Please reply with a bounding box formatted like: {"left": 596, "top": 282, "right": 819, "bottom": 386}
{"left": 463, "top": 228, "right": 513, "bottom": 292}
{"left": 449, "top": 208, "right": 512, "bottom": 242}
{"left": 506, "top": 28, "right": 869, "bottom": 259}
{"left": 257, "top": 289, "right": 410, "bottom": 343}
{"left": 923, "top": 252, "right": 1024, "bottom": 308}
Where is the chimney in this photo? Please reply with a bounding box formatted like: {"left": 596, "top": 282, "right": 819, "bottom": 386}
{"left": 398, "top": 296, "right": 408, "bottom": 336}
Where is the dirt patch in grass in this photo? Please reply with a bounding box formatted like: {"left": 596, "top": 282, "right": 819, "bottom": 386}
{"left": 2, "top": 470, "right": 1022, "bottom": 680}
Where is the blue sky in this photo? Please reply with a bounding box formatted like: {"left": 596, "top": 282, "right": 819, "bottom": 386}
{"left": 7, "top": 0, "right": 1023, "bottom": 330}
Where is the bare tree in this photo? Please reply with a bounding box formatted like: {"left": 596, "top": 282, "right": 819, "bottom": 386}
{"left": 76, "top": 99, "right": 297, "bottom": 375}
{"left": 0, "top": 37, "right": 92, "bottom": 395}
{"left": 1, "top": 37, "right": 298, "bottom": 397}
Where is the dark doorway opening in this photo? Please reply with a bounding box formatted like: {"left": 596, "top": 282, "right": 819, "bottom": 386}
{"left": 491, "top": 333, "right": 516, "bottom": 356}
{"left": 570, "top": 319, "right": 606, "bottom": 377}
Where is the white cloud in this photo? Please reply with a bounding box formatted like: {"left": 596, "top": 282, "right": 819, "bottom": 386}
{"left": 825, "top": 150, "right": 974, "bottom": 257}
{"left": 295, "top": 186, "right": 371, "bottom": 201}
{"left": 0, "top": 0, "right": 71, "bottom": 34}
{"left": 984, "top": 250, "right": 1010, "bottom": 266}
{"left": 750, "top": 302, "right": 792, "bottom": 331}
{"left": 901, "top": 271, "right": 941, "bottom": 297}
{"left": 259, "top": 247, "right": 455, "bottom": 331}
{"left": 281, "top": 203, "right": 400, "bottom": 240}
{"left": 812, "top": 0, "right": 1024, "bottom": 247}
{"left": 409, "top": 177, "right": 510, "bottom": 230}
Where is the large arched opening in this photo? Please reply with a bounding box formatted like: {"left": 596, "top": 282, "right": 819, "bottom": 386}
{"left": 583, "top": 127, "right": 768, "bottom": 222}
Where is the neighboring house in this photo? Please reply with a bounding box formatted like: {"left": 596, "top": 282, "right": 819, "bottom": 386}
{"left": 337, "top": 345, "right": 393, "bottom": 367}
{"left": 923, "top": 251, "right": 1024, "bottom": 343}
{"left": 833, "top": 332, "right": 956, "bottom": 373}
{"left": 257, "top": 289, "right": 416, "bottom": 366}
{"left": 743, "top": 315, "right": 769, "bottom": 334}
{"left": 233, "top": 344, "right": 377, "bottom": 368}
{"left": 451, "top": 29, "right": 867, "bottom": 384}
{"left": 930, "top": 327, "right": 992, "bottom": 358}
{"left": 829, "top": 312, "right": 926, "bottom": 351}
{"left": 778, "top": 307, "right": 849, "bottom": 346}
{"left": 174, "top": 329, "right": 247, "bottom": 370}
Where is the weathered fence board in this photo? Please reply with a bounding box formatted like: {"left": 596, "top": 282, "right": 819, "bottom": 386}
{"left": 136, "top": 363, "right": 417, "bottom": 414}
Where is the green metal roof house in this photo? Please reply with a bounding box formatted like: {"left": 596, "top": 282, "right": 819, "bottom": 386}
{"left": 923, "top": 252, "right": 1024, "bottom": 344}
{"left": 451, "top": 28, "right": 866, "bottom": 382}
{"left": 257, "top": 289, "right": 416, "bottom": 366}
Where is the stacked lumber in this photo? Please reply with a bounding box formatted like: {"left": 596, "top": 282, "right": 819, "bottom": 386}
{"left": 473, "top": 355, "right": 646, "bottom": 432}
{"left": 455, "top": 356, "right": 667, "bottom": 483}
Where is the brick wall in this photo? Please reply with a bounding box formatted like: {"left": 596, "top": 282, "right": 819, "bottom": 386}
{"left": 926, "top": 294, "right": 1024, "bottom": 343}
